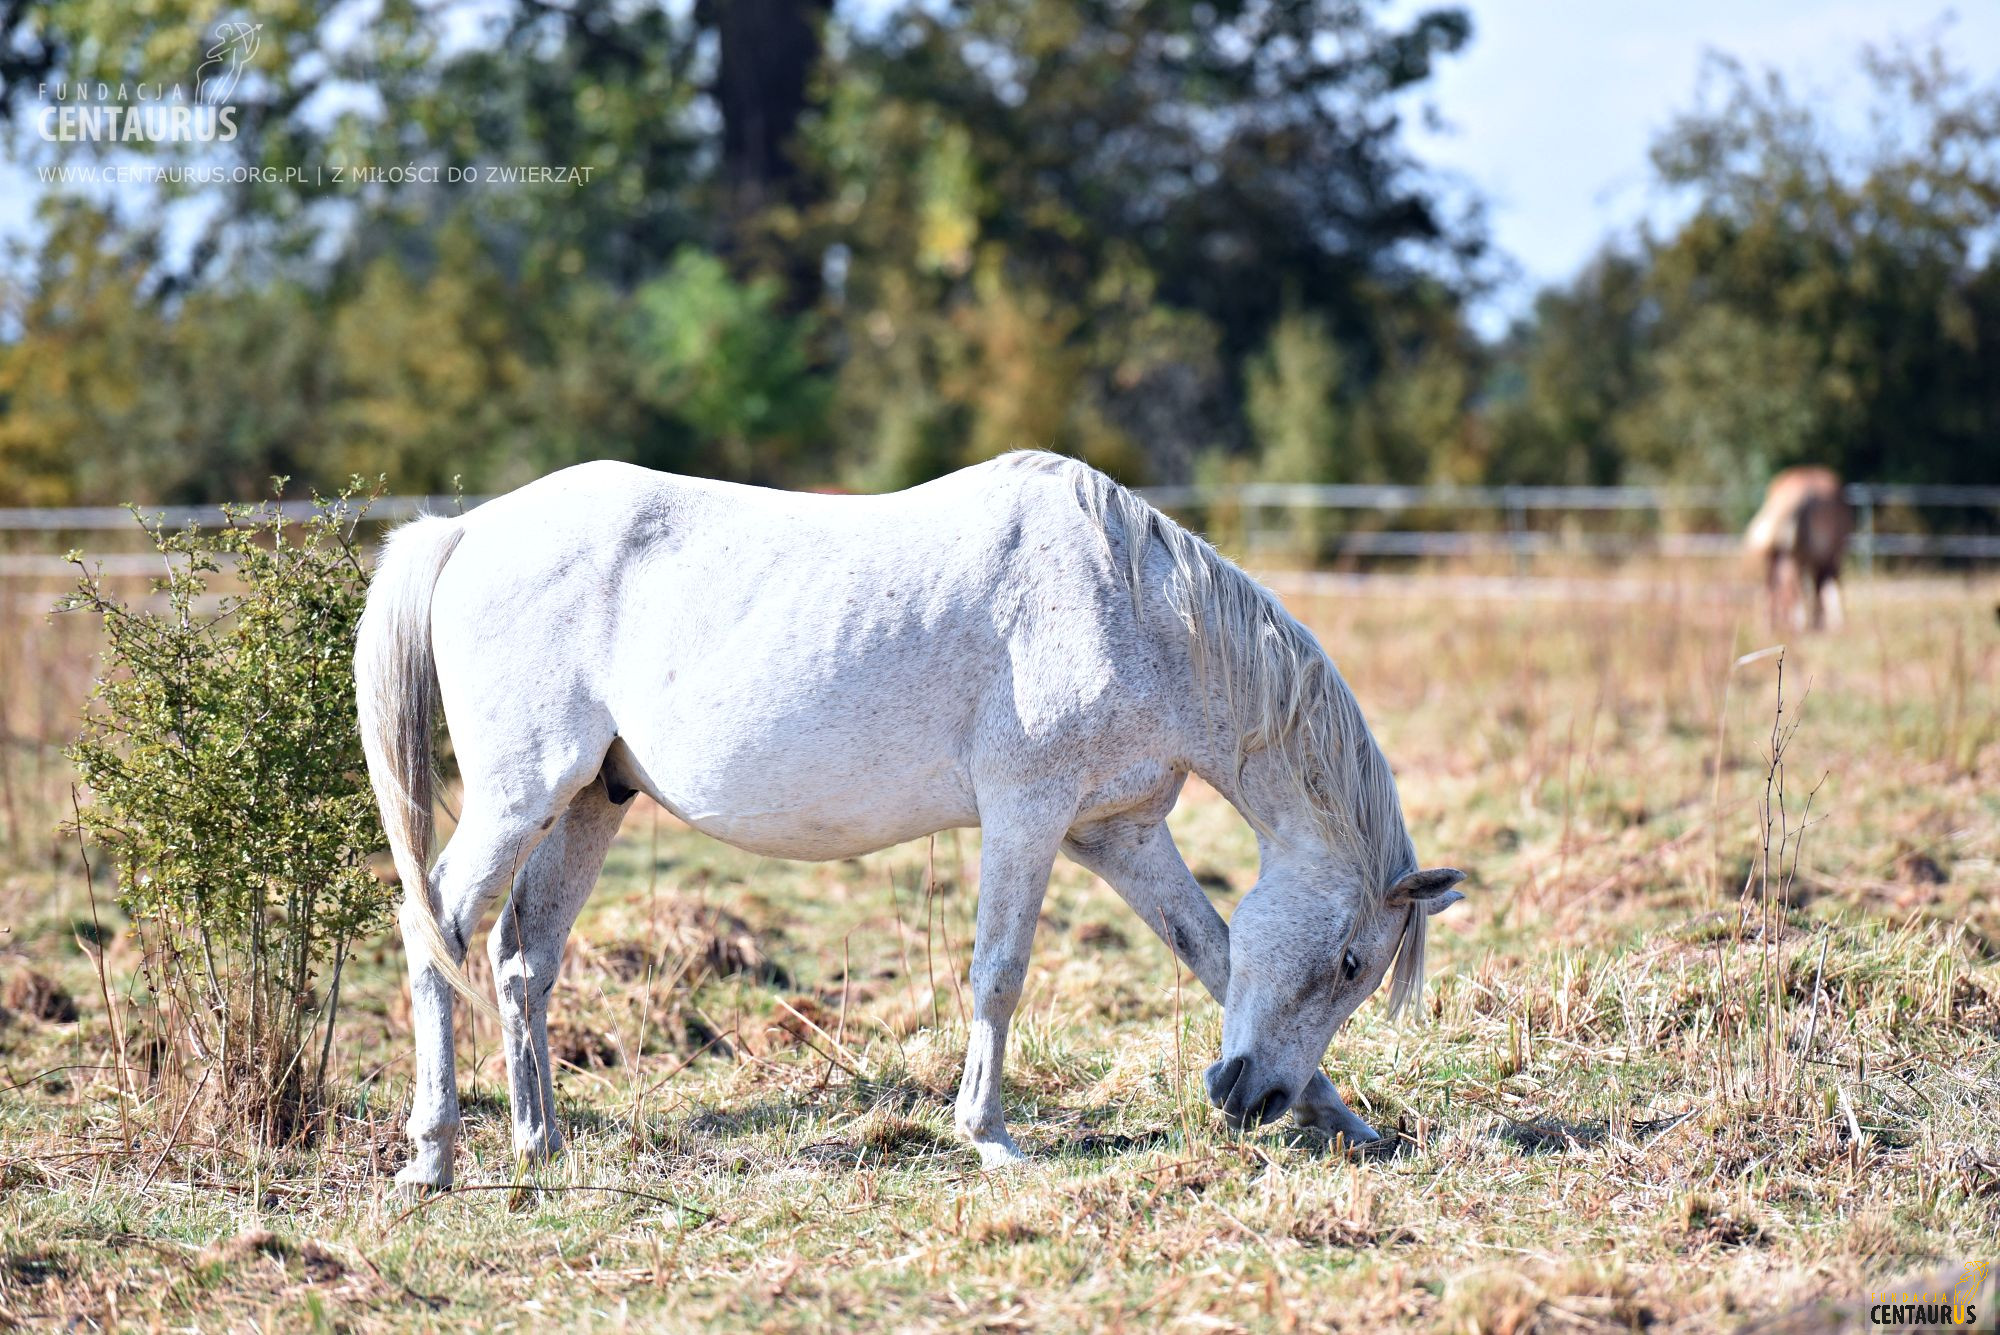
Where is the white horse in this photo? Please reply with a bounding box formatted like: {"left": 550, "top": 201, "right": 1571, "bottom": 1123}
{"left": 357, "top": 452, "right": 1463, "bottom": 1189}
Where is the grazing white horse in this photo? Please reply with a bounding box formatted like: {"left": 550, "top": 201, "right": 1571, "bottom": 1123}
{"left": 357, "top": 452, "right": 1463, "bottom": 1189}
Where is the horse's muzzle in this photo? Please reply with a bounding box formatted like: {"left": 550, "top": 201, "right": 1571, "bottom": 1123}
{"left": 1204, "top": 1056, "right": 1293, "bottom": 1129}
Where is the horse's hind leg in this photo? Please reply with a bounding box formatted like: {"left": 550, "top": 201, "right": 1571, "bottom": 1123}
{"left": 1820, "top": 572, "right": 1845, "bottom": 631}
{"left": 488, "top": 777, "right": 632, "bottom": 1164}
{"left": 399, "top": 799, "right": 562, "bottom": 1191}
{"left": 399, "top": 750, "right": 606, "bottom": 1191}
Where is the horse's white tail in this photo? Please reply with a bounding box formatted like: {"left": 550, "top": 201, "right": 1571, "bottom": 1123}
{"left": 355, "top": 515, "right": 493, "bottom": 1015}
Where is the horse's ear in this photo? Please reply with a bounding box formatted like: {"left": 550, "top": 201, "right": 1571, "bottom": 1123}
{"left": 1389, "top": 868, "right": 1466, "bottom": 916}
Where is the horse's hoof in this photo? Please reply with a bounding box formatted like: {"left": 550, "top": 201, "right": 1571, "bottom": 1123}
{"left": 394, "top": 1163, "right": 452, "bottom": 1198}
{"left": 970, "top": 1137, "right": 1029, "bottom": 1170}
{"left": 1292, "top": 1110, "right": 1382, "bottom": 1148}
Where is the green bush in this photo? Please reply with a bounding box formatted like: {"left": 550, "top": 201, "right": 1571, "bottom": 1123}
{"left": 632, "top": 248, "right": 831, "bottom": 483}
{"left": 63, "top": 482, "right": 391, "bottom": 1143}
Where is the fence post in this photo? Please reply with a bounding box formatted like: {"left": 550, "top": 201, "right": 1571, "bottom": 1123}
{"left": 1856, "top": 490, "right": 1875, "bottom": 576}
{"left": 1504, "top": 486, "right": 1528, "bottom": 574}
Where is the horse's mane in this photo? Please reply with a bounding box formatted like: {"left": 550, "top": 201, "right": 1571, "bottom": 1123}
{"left": 1000, "top": 452, "right": 1429, "bottom": 1013}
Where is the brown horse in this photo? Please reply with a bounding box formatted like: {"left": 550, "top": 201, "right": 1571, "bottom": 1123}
{"left": 1745, "top": 466, "right": 1852, "bottom": 631}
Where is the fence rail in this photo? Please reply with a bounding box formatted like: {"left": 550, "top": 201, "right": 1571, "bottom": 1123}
{"left": 1138, "top": 481, "right": 2000, "bottom": 510}
{"left": 1139, "top": 481, "right": 1998, "bottom": 566}
{"left": 0, "top": 481, "right": 1994, "bottom": 570}
{"left": 0, "top": 496, "right": 456, "bottom": 532}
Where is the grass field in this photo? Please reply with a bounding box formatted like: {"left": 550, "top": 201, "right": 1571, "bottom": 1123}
{"left": 1, "top": 569, "right": 1997, "bottom": 1331}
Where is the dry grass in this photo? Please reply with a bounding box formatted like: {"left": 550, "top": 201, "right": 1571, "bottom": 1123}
{"left": 1, "top": 567, "right": 1996, "bottom": 1331}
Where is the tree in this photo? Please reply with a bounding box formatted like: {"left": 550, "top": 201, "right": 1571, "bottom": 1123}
{"left": 1489, "top": 39, "right": 2000, "bottom": 490}
{"left": 630, "top": 249, "right": 831, "bottom": 483}
{"left": 4, "top": 0, "right": 1484, "bottom": 497}
{"left": 1645, "top": 43, "right": 2000, "bottom": 484}
{"left": 833, "top": 0, "right": 1480, "bottom": 356}
{"left": 1247, "top": 310, "right": 1348, "bottom": 484}
{"left": 705, "top": 0, "right": 833, "bottom": 229}
{"left": 812, "top": 0, "right": 1484, "bottom": 483}
{"left": 1484, "top": 250, "right": 1654, "bottom": 486}
{"left": 0, "top": 205, "right": 170, "bottom": 504}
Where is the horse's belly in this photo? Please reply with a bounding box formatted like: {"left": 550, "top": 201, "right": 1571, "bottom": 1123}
{"left": 633, "top": 726, "right": 979, "bottom": 861}
{"left": 673, "top": 802, "right": 973, "bottom": 861}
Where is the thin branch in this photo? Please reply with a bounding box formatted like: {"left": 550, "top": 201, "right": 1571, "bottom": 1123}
{"left": 386, "top": 1181, "right": 717, "bottom": 1230}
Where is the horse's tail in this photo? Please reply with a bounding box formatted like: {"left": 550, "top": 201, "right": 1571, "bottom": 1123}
{"left": 355, "top": 514, "right": 493, "bottom": 1015}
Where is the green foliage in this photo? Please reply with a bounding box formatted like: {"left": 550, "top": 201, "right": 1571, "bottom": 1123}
{"left": 1247, "top": 310, "right": 1348, "bottom": 485}
{"left": 1485, "top": 253, "right": 1652, "bottom": 486}
{"left": 631, "top": 250, "right": 831, "bottom": 483}
{"left": 1367, "top": 337, "right": 1479, "bottom": 484}
{"left": 0, "top": 205, "right": 168, "bottom": 505}
{"left": 827, "top": 0, "right": 1477, "bottom": 355}
{"left": 814, "top": 0, "right": 1479, "bottom": 485}
{"left": 327, "top": 244, "right": 534, "bottom": 493}
{"left": 1, "top": 0, "right": 1485, "bottom": 499}
{"left": 1492, "top": 42, "right": 2000, "bottom": 493}
{"left": 1618, "top": 307, "right": 1821, "bottom": 502}
{"left": 1248, "top": 300, "right": 1481, "bottom": 487}
{"left": 63, "top": 483, "right": 390, "bottom": 1141}
{"left": 8, "top": 3, "right": 1995, "bottom": 503}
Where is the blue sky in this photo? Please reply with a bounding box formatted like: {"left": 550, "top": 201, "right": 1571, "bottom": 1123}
{"left": 5, "top": 1, "right": 1997, "bottom": 332}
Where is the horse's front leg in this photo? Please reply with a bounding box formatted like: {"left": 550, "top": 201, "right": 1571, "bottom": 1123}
{"left": 1064, "top": 816, "right": 1379, "bottom": 1146}
{"left": 955, "top": 810, "right": 1065, "bottom": 1168}
{"left": 1063, "top": 816, "right": 1230, "bottom": 1002}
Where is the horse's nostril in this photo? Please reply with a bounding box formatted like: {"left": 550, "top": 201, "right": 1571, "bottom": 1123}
{"left": 1205, "top": 1056, "right": 1246, "bottom": 1108}
{"left": 1251, "top": 1088, "right": 1292, "bottom": 1127}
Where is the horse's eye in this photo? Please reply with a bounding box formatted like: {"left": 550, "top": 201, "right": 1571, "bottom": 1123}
{"left": 1342, "top": 950, "right": 1361, "bottom": 982}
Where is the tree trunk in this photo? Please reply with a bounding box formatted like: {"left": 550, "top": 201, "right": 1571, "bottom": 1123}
{"left": 705, "top": 0, "right": 833, "bottom": 303}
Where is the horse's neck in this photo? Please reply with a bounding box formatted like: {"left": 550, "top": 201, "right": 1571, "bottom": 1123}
{"left": 1190, "top": 738, "right": 1330, "bottom": 858}
{"left": 1139, "top": 597, "right": 1323, "bottom": 850}
{"left": 1135, "top": 573, "right": 1404, "bottom": 881}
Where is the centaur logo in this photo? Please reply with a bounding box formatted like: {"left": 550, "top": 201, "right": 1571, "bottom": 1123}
{"left": 35, "top": 21, "right": 259, "bottom": 143}
{"left": 1871, "top": 1261, "right": 1994, "bottom": 1331}
{"left": 194, "top": 22, "right": 261, "bottom": 108}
